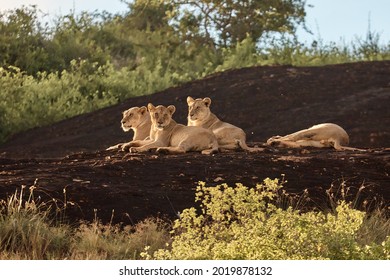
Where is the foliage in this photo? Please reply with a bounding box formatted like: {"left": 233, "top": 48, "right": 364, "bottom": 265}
{"left": 168, "top": 0, "right": 307, "bottom": 47}
{"left": 149, "top": 179, "right": 390, "bottom": 260}
{"left": 216, "top": 35, "right": 259, "bottom": 72}
{"left": 0, "top": 6, "right": 50, "bottom": 74}
{"left": 0, "top": 62, "right": 118, "bottom": 143}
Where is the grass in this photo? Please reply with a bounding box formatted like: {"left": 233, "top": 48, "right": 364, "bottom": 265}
{"left": 0, "top": 185, "right": 170, "bottom": 260}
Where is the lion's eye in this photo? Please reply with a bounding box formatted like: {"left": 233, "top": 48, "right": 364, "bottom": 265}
{"left": 154, "top": 113, "right": 159, "bottom": 118}
{"left": 129, "top": 113, "right": 133, "bottom": 117}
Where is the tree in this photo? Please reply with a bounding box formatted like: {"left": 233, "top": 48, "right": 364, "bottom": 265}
{"left": 169, "top": 0, "right": 307, "bottom": 47}
{"left": 0, "top": 6, "right": 50, "bottom": 74}
{"left": 121, "top": 0, "right": 173, "bottom": 31}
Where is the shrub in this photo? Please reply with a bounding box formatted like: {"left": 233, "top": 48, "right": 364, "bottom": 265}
{"left": 150, "top": 179, "right": 390, "bottom": 260}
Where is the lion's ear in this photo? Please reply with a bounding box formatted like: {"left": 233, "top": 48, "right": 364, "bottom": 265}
{"left": 139, "top": 106, "right": 147, "bottom": 115}
{"left": 203, "top": 97, "right": 211, "bottom": 107}
{"left": 167, "top": 105, "right": 176, "bottom": 115}
{"left": 187, "top": 96, "right": 195, "bottom": 105}
{"left": 147, "top": 103, "right": 155, "bottom": 112}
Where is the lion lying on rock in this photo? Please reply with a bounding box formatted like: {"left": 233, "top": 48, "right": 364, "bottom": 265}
{"left": 106, "top": 106, "right": 151, "bottom": 151}
{"left": 267, "top": 123, "right": 365, "bottom": 151}
{"left": 129, "top": 103, "right": 219, "bottom": 155}
{"left": 187, "top": 96, "right": 263, "bottom": 152}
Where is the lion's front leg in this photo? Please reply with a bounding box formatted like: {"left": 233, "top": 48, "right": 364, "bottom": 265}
{"left": 106, "top": 142, "right": 125, "bottom": 150}
{"left": 129, "top": 140, "right": 164, "bottom": 153}
{"left": 121, "top": 140, "right": 142, "bottom": 151}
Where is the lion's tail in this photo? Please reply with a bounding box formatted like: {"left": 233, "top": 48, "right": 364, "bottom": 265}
{"left": 237, "top": 139, "right": 264, "bottom": 153}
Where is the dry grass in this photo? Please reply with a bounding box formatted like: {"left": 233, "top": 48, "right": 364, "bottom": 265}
{"left": 0, "top": 186, "right": 170, "bottom": 260}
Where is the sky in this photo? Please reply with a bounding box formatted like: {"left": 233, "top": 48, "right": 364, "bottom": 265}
{"left": 0, "top": 0, "right": 389, "bottom": 45}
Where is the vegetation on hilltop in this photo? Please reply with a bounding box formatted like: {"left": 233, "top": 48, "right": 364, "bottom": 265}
{"left": 0, "top": 1, "right": 389, "bottom": 142}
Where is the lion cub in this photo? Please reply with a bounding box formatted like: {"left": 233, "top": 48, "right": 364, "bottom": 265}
{"left": 106, "top": 106, "right": 151, "bottom": 151}
{"left": 267, "top": 123, "right": 364, "bottom": 151}
{"left": 187, "top": 96, "right": 263, "bottom": 152}
{"left": 129, "top": 103, "right": 219, "bottom": 154}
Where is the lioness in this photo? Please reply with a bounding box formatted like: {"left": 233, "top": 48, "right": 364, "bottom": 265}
{"left": 129, "top": 103, "right": 219, "bottom": 154}
{"left": 267, "top": 123, "right": 364, "bottom": 151}
{"left": 106, "top": 106, "right": 151, "bottom": 151}
{"left": 187, "top": 96, "right": 263, "bottom": 152}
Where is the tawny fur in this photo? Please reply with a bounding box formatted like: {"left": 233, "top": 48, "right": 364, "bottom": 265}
{"left": 106, "top": 106, "right": 151, "bottom": 151}
{"left": 129, "top": 103, "right": 219, "bottom": 155}
{"left": 267, "top": 123, "right": 365, "bottom": 151}
{"left": 187, "top": 96, "right": 263, "bottom": 152}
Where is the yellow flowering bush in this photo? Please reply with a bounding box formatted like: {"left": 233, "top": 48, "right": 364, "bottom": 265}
{"left": 151, "top": 179, "right": 389, "bottom": 260}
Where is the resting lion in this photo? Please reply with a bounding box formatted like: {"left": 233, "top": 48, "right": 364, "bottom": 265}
{"left": 267, "top": 123, "right": 365, "bottom": 151}
{"left": 129, "top": 103, "right": 219, "bottom": 155}
{"left": 106, "top": 106, "right": 151, "bottom": 151}
{"left": 187, "top": 96, "right": 263, "bottom": 152}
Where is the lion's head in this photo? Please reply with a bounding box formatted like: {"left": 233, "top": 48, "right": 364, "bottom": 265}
{"left": 121, "top": 106, "right": 148, "bottom": 132}
{"left": 147, "top": 103, "right": 176, "bottom": 130}
{"left": 187, "top": 96, "right": 212, "bottom": 122}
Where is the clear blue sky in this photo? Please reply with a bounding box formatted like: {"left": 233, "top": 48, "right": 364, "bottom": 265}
{"left": 1, "top": 0, "right": 389, "bottom": 45}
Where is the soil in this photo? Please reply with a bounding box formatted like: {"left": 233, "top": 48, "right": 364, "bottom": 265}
{"left": 0, "top": 61, "right": 390, "bottom": 225}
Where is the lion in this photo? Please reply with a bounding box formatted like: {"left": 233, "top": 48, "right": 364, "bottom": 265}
{"left": 266, "top": 123, "right": 365, "bottom": 151}
{"left": 129, "top": 103, "right": 219, "bottom": 155}
{"left": 106, "top": 106, "right": 151, "bottom": 151}
{"left": 187, "top": 96, "right": 263, "bottom": 152}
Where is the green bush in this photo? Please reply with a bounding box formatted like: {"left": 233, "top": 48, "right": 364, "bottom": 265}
{"left": 216, "top": 36, "right": 260, "bottom": 72}
{"left": 149, "top": 179, "right": 390, "bottom": 260}
{"left": 0, "top": 58, "right": 182, "bottom": 142}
